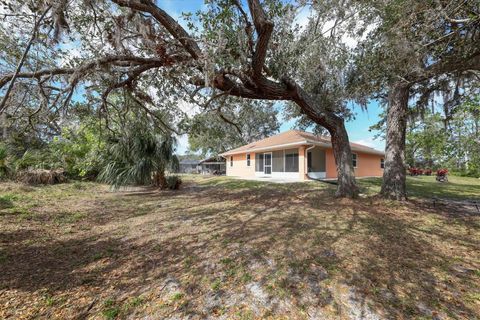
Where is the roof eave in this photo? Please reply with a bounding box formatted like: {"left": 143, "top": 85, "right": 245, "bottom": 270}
{"left": 220, "top": 140, "right": 385, "bottom": 156}
{"left": 220, "top": 141, "right": 309, "bottom": 156}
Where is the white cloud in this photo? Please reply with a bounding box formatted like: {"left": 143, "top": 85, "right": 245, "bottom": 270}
{"left": 353, "top": 137, "right": 385, "bottom": 151}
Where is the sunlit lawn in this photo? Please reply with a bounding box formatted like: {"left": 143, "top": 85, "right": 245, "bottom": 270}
{"left": 0, "top": 175, "right": 479, "bottom": 319}
{"left": 358, "top": 175, "right": 480, "bottom": 200}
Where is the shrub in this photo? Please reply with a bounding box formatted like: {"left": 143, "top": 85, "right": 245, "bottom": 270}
{"left": 436, "top": 168, "right": 449, "bottom": 177}
{"left": 17, "top": 169, "right": 67, "bottom": 185}
{"left": 408, "top": 167, "right": 423, "bottom": 176}
{"left": 166, "top": 175, "right": 182, "bottom": 190}
{"left": 424, "top": 169, "right": 432, "bottom": 176}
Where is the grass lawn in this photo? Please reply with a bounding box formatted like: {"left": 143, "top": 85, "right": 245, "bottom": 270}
{"left": 0, "top": 175, "right": 479, "bottom": 319}
{"left": 358, "top": 175, "right": 480, "bottom": 200}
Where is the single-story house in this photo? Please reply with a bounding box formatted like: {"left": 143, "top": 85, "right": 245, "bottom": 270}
{"left": 198, "top": 156, "right": 226, "bottom": 175}
{"left": 220, "top": 130, "right": 385, "bottom": 181}
{"left": 179, "top": 159, "right": 201, "bottom": 173}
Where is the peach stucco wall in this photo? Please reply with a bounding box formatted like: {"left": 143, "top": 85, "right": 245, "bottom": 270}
{"left": 325, "top": 149, "right": 337, "bottom": 179}
{"left": 226, "top": 146, "right": 384, "bottom": 179}
{"left": 298, "top": 146, "right": 307, "bottom": 180}
{"left": 325, "top": 148, "right": 384, "bottom": 178}
{"left": 225, "top": 152, "right": 256, "bottom": 177}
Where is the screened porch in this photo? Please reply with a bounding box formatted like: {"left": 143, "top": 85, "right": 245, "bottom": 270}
{"left": 253, "top": 147, "right": 326, "bottom": 179}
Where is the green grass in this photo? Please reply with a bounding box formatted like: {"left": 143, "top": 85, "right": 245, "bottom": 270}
{"left": 183, "top": 174, "right": 319, "bottom": 192}
{"left": 54, "top": 211, "right": 86, "bottom": 224}
{"left": 184, "top": 174, "right": 480, "bottom": 201}
{"left": 170, "top": 292, "right": 184, "bottom": 302}
{"left": 123, "top": 296, "right": 145, "bottom": 311}
{"left": 358, "top": 175, "right": 480, "bottom": 200}
{"left": 0, "top": 194, "right": 15, "bottom": 209}
{"left": 102, "top": 299, "right": 120, "bottom": 320}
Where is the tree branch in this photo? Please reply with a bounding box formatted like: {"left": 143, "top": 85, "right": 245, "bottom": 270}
{"left": 0, "top": 5, "right": 52, "bottom": 114}
{"left": 247, "top": 0, "right": 274, "bottom": 79}
{"left": 111, "top": 0, "right": 202, "bottom": 59}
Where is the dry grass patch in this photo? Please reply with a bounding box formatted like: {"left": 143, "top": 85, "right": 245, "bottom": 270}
{"left": 0, "top": 176, "right": 479, "bottom": 319}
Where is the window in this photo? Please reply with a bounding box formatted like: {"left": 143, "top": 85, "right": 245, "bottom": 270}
{"left": 255, "top": 153, "right": 264, "bottom": 172}
{"left": 272, "top": 150, "right": 284, "bottom": 172}
{"left": 352, "top": 153, "right": 357, "bottom": 168}
{"left": 381, "top": 158, "right": 385, "bottom": 169}
{"left": 246, "top": 154, "right": 251, "bottom": 166}
{"left": 230, "top": 156, "right": 233, "bottom": 167}
{"left": 285, "top": 149, "right": 299, "bottom": 172}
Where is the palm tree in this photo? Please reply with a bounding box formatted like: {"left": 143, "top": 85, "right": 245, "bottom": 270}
{"left": 98, "top": 122, "right": 177, "bottom": 189}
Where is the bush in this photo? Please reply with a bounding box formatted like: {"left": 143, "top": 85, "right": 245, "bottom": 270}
{"left": 408, "top": 167, "right": 423, "bottom": 176}
{"left": 166, "top": 175, "right": 182, "bottom": 190}
{"left": 424, "top": 169, "right": 432, "bottom": 176}
{"left": 17, "top": 169, "right": 67, "bottom": 185}
{"left": 436, "top": 168, "right": 449, "bottom": 177}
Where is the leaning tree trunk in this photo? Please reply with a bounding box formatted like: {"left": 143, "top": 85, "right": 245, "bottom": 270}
{"left": 294, "top": 93, "right": 359, "bottom": 198}
{"left": 329, "top": 119, "right": 359, "bottom": 198}
{"left": 381, "top": 82, "right": 410, "bottom": 200}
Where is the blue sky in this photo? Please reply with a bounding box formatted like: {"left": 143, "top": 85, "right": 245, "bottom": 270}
{"left": 166, "top": 0, "right": 386, "bottom": 153}
{"left": 277, "top": 101, "right": 385, "bottom": 150}
{"left": 176, "top": 100, "right": 386, "bottom": 154}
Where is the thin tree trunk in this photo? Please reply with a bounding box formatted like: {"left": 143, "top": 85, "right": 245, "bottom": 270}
{"left": 381, "top": 82, "right": 410, "bottom": 200}
{"left": 153, "top": 167, "right": 167, "bottom": 189}
{"left": 330, "top": 119, "right": 359, "bottom": 198}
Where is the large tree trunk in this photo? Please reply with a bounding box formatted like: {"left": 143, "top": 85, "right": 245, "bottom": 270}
{"left": 381, "top": 82, "right": 410, "bottom": 200}
{"left": 329, "top": 119, "right": 359, "bottom": 198}
{"left": 293, "top": 92, "right": 359, "bottom": 198}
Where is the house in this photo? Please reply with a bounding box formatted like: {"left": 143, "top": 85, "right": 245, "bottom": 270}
{"left": 198, "top": 156, "right": 226, "bottom": 175}
{"left": 220, "top": 130, "right": 384, "bottom": 181}
{"left": 179, "top": 159, "right": 201, "bottom": 173}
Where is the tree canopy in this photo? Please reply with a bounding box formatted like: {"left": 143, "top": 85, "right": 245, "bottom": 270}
{"left": 0, "top": 0, "right": 479, "bottom": 198}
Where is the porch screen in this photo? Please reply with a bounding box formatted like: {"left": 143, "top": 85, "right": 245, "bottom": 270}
{"left": 285, "top": 148, "right": 299, "bottom": 172}
{"left": 255, "top": 153, "right": 264, "bottom": 172}
{"left": 272, "top": 150, "right": 284, "bottom": 172}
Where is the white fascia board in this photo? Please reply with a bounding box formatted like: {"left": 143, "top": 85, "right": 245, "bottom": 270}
{"left": 221, "top": 140, "right": 385, "bottom": 156}
{"left": 220, "top": 141, "right": 309, "bottom": 156}
{"left": 306, "top": 140, "right": 384, "bottom": 156}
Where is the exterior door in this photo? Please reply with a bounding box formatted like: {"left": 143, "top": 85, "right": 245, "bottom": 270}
{"left": 264, "top": 152, "right": 272, "bottom": 175}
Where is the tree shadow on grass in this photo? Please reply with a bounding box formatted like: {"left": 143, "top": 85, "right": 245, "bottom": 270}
{"left": 341, "top": 203, "right": 479, "bottom": 319}
{"left": 0, "top": 230, "right": 127, "bottom": 293}
{"left": 0, "top": 180, "right": 478, "bottom": 319}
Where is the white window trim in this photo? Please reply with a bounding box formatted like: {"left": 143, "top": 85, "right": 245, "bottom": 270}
{"left": 380, "top": 158, "right": 385, "bottom": 169}
{"left": 246, "top": 153, "right": 250, "bottom": 166}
